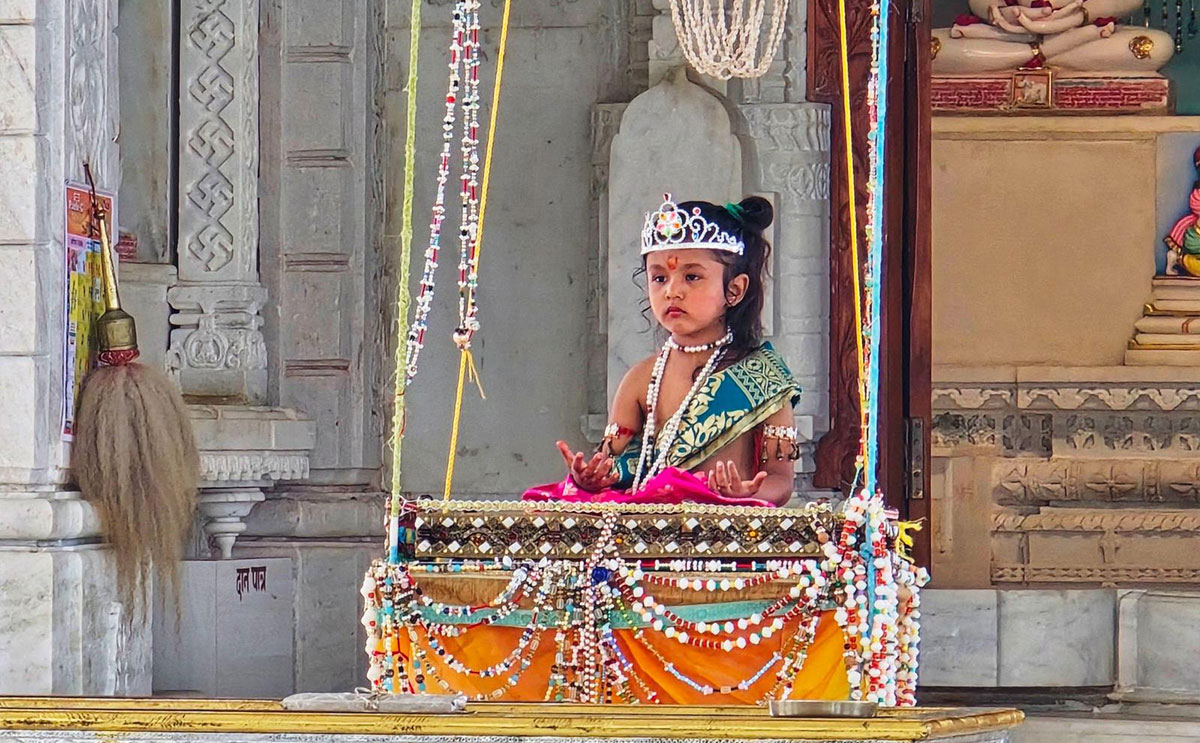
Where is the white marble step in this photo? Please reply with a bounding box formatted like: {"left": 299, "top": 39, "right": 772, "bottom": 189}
{"left": 1134, "top": 315, "right": 1200, "bottom": 334}
{"left": 1148, "top": 298, "right": 1200, "bottom": 312}
{"left": 1150, "top": 276, "right": 1200, "bottom": 299}
{"left": 1133, "top": 333, "right": 1200, "bottom": 346}
{"left": 1125, "top": 347, "right": 1200, "bottom": 365}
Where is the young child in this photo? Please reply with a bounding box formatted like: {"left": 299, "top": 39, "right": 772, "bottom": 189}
{"left": 524, "top": 194, "right": 801, "bottom": 507}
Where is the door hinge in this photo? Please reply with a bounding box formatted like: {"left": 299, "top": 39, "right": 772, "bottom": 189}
{"left": 906, "top": 417, "right": 925, "bottom": 500}
{"left": 907, "top": 0, "right": 924, "bottom": 24}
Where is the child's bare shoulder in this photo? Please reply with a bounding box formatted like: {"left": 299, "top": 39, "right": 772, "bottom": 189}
{"left": 626, "top": 355, "right": 657, "bottom": 382}
{"left": 614, "top": 356, "right": 657, "bottom": 401}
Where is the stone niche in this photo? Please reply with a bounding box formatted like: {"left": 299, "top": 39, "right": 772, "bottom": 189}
{"left": 930, "top": 115, "right": 1200, "bottom": 589}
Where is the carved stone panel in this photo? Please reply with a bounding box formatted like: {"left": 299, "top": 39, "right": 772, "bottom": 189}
{"left": 167, "top": 283, "right": 268, "bottom": 402}
{"left": 177, "top": 0, "right": 258, "bottom": 284}
{"left": 1056, "top": 413, "right": 1200, "bottom": 459}
{"left": 932, "top": 412, "right": 1052, "bottom": 456}
{"left": 934, "top": 374, "right": 1200, "bottom": 587}
{"left": 171, "top": 0, "right": 268, "bottom": 402}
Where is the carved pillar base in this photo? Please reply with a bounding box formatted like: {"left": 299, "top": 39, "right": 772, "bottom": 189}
{"left": 167, "top": 284, "right": 268, "bottom": 403}
{"left": 197, "top": 488, "right": 265, "bottom": 559}
{"left": 191, "top": 405, "right": 315, "bottom": 558}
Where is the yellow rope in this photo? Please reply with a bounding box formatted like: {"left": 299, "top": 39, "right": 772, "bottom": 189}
{"left": 442, "top": 353, "right": 471, "bottom": 504}
{"left": 835, "top": 0, "right": 869, "bottom": 465}
{"left": 389, "top": 0, "right": 423, "bottom": 520}
{"left": 836, "top": 4, "right": 873, "bottom": 699}
{"left": 442, "top": 0, "right": 513, "bottom": 503}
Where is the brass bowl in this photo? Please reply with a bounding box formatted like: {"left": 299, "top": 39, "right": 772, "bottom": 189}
{"left": 767, "top": 700, "right": 879, "bottom": 718}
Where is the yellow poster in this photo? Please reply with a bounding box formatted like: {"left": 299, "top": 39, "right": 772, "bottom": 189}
{"left": 62, "top": 182, "right": 115, "bottom": 441}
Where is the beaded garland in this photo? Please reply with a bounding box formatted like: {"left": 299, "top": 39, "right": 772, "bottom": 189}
{"left": 665, "top": 329, "right": 733, "bottom": 354}
{"left": 362, "top": 496, "right": 926, "bottom": 703}
{"left": 405, "top": 0, "right": 483, "bottom": 384}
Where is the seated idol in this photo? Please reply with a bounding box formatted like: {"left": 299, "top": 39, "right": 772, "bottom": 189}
{"left": 524, "top": 195, "right": 801, "bottom": 508}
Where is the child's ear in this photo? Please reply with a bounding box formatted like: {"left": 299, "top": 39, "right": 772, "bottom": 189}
{"left": 726, "top": 274, "right": 750, "bottom": 306}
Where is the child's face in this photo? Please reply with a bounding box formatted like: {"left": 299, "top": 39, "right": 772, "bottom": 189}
{"left": 646, "top": 249, "right": 736, "bottom": 339}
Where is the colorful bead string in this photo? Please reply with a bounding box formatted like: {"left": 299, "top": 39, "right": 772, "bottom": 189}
{"left": 440, "top": 0, "right": 514, "bottom": 502}
{"left": 862, "top": 0, "right": 889, "bottom": 497}
{"left": 404, "top": 0, "right": 479, "bottom": 384}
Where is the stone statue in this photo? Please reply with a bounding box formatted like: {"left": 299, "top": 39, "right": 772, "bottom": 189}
{"left": 1126, "top": 146, "right": 1200, "bottom": 362}
{"left": 932, "top": 0, "right": 1175, "bottom": 74}
{"left": 1165, "top": 147, "right": 1200, "bottom": 278}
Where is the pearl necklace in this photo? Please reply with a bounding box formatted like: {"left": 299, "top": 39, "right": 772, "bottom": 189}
{"left": 632, "top": 332, "right": 731, "bottom": 492}
{"left": 665, "top": 329, "right": 733, "bottom": 354}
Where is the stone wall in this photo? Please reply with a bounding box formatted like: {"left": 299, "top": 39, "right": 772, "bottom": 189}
{"left": 0, "top": 0, "right": 150, "bottom": 695}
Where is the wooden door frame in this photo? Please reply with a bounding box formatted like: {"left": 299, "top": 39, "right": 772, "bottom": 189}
{"left": 807, "top": 0, "right": 932, "bottom": 564}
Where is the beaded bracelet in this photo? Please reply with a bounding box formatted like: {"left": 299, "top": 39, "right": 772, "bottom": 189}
{"left": 761, "top": 424, "right": 801, "bottom": 463}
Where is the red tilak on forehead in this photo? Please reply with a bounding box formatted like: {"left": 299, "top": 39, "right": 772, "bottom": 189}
{"left": 667, "top": 255, "right": 679, "bottom": 270}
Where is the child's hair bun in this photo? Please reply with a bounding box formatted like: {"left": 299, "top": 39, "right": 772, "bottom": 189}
{"left": 736, "top": 196, "right": 773, "bottom": 233}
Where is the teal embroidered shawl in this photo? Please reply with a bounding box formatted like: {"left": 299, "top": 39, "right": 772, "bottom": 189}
{"left": 612, "top": 342, "right": 800, "bottom": 488}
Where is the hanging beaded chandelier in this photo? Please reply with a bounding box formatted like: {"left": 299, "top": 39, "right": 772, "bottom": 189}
{"left": 667, "top": 0, "right": 792, "bottom": 79}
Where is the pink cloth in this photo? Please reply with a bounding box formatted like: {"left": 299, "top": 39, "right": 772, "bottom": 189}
{"left": 1168, "top": 189, "right": 1200, "bottom": 247}
{"left": 1170, "top": 211, "right": 1197, "bottom": 247}
{"left": 521, "top": 467, "right": 775, "bottom": 507}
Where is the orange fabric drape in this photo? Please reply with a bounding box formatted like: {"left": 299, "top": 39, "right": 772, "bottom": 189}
{"left": 398, "top": 611, "right": 849, "bottom": 704}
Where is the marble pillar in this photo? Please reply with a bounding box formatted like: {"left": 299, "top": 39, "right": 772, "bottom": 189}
{"left": 0, "top": 0, "right": 150, "bottom": 694}
{"left": 168, "top": 0, "right": 318, "bottom": 561}
{"left": 737, "top": 102, "right": 831, "bottom": 449}
{"left": 168, "top": 0, "right": 267, "bottom": 404}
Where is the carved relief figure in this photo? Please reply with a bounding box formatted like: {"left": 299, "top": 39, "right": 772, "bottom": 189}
{"left": 1165, "top": 147, "right": 1200, "bottom": 277}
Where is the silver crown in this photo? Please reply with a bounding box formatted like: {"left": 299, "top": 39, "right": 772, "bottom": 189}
{"left": 641, "top": 194, "right": 744, "bottom": 256}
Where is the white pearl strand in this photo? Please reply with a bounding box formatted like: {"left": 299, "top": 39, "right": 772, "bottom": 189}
{"left": 665, "top": 329, "right": 732, "bottom": 354}
{"left": 632, "top": 332, "right": 732, "bottom": 492}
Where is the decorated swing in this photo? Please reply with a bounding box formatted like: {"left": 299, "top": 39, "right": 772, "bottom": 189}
{"left": 359, "top": 0, "right": 928, "bottom": 706}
